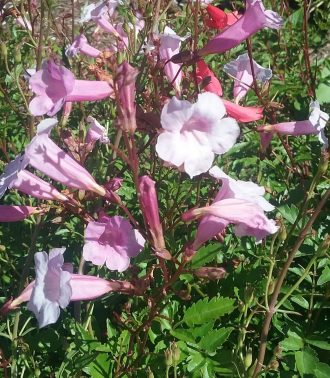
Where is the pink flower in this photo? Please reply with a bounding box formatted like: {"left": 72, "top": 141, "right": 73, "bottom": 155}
{"left": 83, "top": 215, "right": 145, "bottom": 272}
{"left": 27, "top": 248, "right": 72, "bottom": 328}
{"left": 66, "top": 34, "right": 101, "bottom": 58}
{"left": 86, "top": 116, "right": 110, "bottom": 144}
{"left": 196, "top": 60, "right": 223, "bottom": 96}
{"left": 0, "top": 205, "right": 40, "bottom": 222}
{"left": 0, "top": 153, "right": 68, "bottom": 201}
{"left": 159, "top": 27, "right": 188, "bottom": 94}
{"left": 259, "top": 101, "right": 329, "bottom": 150}
{"left": 222, "top": 99, "right": 264, "bottom": 122}
{"left": 3, "top": 247, "right": 135, "bottom": 327}
{"left": 116, "top": 61, "right": 138, "bottom": 133}
{"left": 29, "top": 59, "right": 113, "bottom": 116}
{"left": 224, "top": 53, "right": 272, "bottom": 103}
{"left": 198, "top": 0, "right": 283, "bottom": 57}
{"left": 24, "top": 119, "right": 106, "bottom": 196}
{"left": 139, "top": 176, "right": 166, "bottom": 252}
{"left": 155, "top": 92, "right": 240, "bottom": 178}
{"left": 184, "top": 167, "right": 277, "bottom": 249}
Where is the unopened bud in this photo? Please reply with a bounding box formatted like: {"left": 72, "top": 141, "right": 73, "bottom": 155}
{"left": 164, "top": 348, "right": 173, "bottom": 366}
{"left": 78, "top": 190, "right": 85, "bottom": 201}
{"left": 1, "top": 42, "right": 7, "bottom": 60}
{"left": 317, "top": 150, "right": 329, "bottom": 177}
{"left": 274, "top": 345, "right": 282, "bottom": 358}
{"left": 278, "top": 221, "right": 287, "bottom": 241}
{"left": 268, "top": 359, "right": 279, "bottom": 370}
{"left": 147, "top": 367, "right": 154, "bottom": 378}
{"left": 193, "top": 267, "right": 226, "bottom": 280}
{"left": 316, "top": 235, "right": 330, "bottom": 257}
{"left": 244, "top": 348, "right": 253, "bottom": 369}
{"left": 14, "top": 46, "right": 21, "bottom": 63}
{"left": 171, "top": 342, "right": 180, "bottom": 363}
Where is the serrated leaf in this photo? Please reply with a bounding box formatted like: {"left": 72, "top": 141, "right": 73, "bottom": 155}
{"left": 191, "top": 244, "right": 221, "bottom": 268}
{"left": 171, "top": 328, "right": 196, "bottom": 344}
{"left": 198, "top": 327, "right": 233, "bottom": 353}
{"left": 187, "top": 352, "right": 205, "bottom": 372}
{"left": 278, "top": 204, "right": 299, "bottom": 225}
{"left": 280, "top": 331, "right": 304, "bottom": 351}
{"left": 183, "top": 297, "right": 235, "bottom": 327}
{"left": 317, "top": 266, "right": 330, "bottom": 286}
{"left": 314, "top": 362, "right": 330, "bottom": 378}
{"left": 295, "top": 349, "right": 318, "bottom": 376}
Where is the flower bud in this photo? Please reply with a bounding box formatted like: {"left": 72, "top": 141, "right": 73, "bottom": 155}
{"left": 138, "top": 176, "right": 166, "bottom": 252}
{"left": 164, "top": 348, "right": 173, "bottom": 367}
{"left": 117, "top": 61, "right": 138, "bottom": 134}
{"left": 1, "top": 42, "right": 7, "bottom": 61}
{"left": 193, "top": 267, "right": 227, "bottom": 280}
{"left": 171, "top": 342, "right": 180, "bottom": 364}
{"left": 244, "top": 348, "right": 253, "bottom": 369}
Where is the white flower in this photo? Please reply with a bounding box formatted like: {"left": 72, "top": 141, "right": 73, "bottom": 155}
{"left": 156, "top": 92, "right": 240, "bottom": 178}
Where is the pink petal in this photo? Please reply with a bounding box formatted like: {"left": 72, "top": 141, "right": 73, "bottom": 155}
{"left": 66, "top": 80, "right": 113, "bottom": 102}
{"left": 0, "top": 205, "right": 38, "bottom": 222}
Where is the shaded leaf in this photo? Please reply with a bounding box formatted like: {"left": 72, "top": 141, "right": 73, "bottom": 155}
{"left": 198, "top": 327, "right": 234, "bottom": 353}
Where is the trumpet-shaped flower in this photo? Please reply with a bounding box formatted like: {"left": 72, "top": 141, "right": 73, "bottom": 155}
{"left": 0, "top": 205, "right": 40, "bottom": 222}
{"left": 159, "top": 27, "right": 188, "bottom": 94}
{"left": 29, "top": 59, "right": 113, "bottom": 116}
{"left": 0, "top": 154, "right": 68, "bottom": 201}
{"left": 27, "top": 248, "right": 72, "bottom": 328}
{"left": 222, "top": 99, "right": 264, "bottom": 122}
{"left": 86, "top": 116, "right": 110, "bottom": 144}
{"left": 205, "top": 5, "right": 228, "bottom": 29}
{"left": 198, "top": 0, "right": 283, "bottom": 57}
{"left": 259, "top": 101, "right": 329, "bottom": 150}
{"left": 184, "top": 168, "right": 277, "bottom": 249}
{"left": 224, "top": 53, "right": 272, "bottom": 103}
{"left": 66, "top": 34, "right": 101, "bottom": 58}
{"left": 155, "top": 92, "right": 240, "bottom": 178}
{"left": 24, "top": 119, "right": 106, "bottom": 196}
{"left": 3, "top": 247, "right": 135, "bottom": 327}
{"left": 196, "top": 60, "right": 223, "bottom": 96}
{"left": 83, "top": 215, "right": 145, "bottom": 272}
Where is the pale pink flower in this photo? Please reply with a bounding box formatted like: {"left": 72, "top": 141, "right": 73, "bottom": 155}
{"left": 0, "top": 153, "right": 68, "bottom": 201}
{"left": 198, "top": 0, "right": 283, "bottom": 57}
{"left": 29, "top": 59, "right": 113, "bottom": 116}
{"left": 3, "top": 247, "right": 134, "bottom": 327}
{"left": 222, "top": 99, "right": 264, "bottom": 122}
{"left": 224, "top": 53, "right": 272, "bottom": 103}
{"left": 66, "top": 34, "right": 101, "bottom": 58}
{"left": 159, "top": 27, "right": 188, "bottom": 94}
{"left": 86, "top": 116, "right": 110, "bottom": 144}
{"left": 83, "top": 215, "right": 145, "bottom": 272}
{"left": 26, "top": 248, "right": 72, "bottom": 328}
{"left": 0, "top": 205, "right": 40, "bottom": 222}
{"left": 139, "top": 176, "right": 166, "bottom": 252}
{"left": 156, "top": 92, "right": 240, "bottom": 178}
{"left": 259, "top": 101, "right": 329, "bottom": 150}
{"left": 24, "top": 119, "right": 106, "bottom": 196}
{"left": 185, "top": 168, "right": 277, "bottom": 249}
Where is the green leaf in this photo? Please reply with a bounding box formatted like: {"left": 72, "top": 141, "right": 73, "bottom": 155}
{"left": 295, "top": 349, "right": 318, "bottom": 376}
{"left": 198, "top": 327, "right": 233, "bottom": 353}
{"left": 291, "top": 295, "right": 310, "bottom": 309}
{"left": 317, "top": 266, "right": 330, "bottom": 286}
{"left": 280, "top": 331, "right": 304, "bottom": 351}
{"left": 170, "top": 329, "right": 196, "bottom": 344}
{"left": 183, "top": 297, "right": 236, "bottom": 327}
{"left": 191, "top": 244, "right": 221, "bottom": 268}
{"left": 313, "top": 362, "right": 330, "bottom": 378}
{"left": 278, "top": 204, "right": 299, "bottom": 225}
{"left": 305, "top": 339, "right": 330, "bottom": 351}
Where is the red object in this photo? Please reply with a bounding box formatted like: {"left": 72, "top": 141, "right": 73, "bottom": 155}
{"left": 196, "top": 60, "right": 223, "bottom": 96}
{"left": 205, "top": 5, "right": 228, "bottom": 30}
